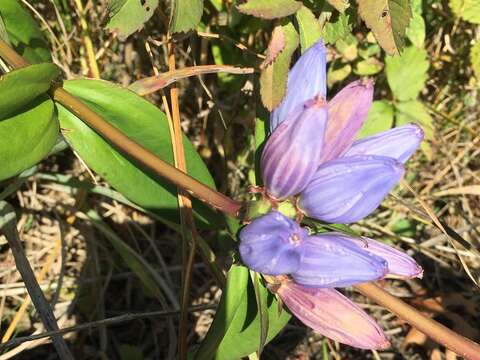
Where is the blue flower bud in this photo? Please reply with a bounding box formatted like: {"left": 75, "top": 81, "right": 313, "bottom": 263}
{"left": 291, "top": 233, "right": 388, "bottom": 288}
{"left": 299, "top": 155, "right": 404, "bottom": 223}
{"left": 270, "top": 40, "right": 327, "bottom": 132}
{"left": 262, "top": 98, "right": 328, "bottom": 200}
{"left": 239, "top": 211, "right": 307, "bottom": 275}
{"left": 344, "top": 123, "right": 424, "bottom": 163}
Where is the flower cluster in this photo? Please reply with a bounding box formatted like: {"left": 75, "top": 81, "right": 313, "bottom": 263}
{"left": 239, "top": 40, "right": 424, "bottom": 349}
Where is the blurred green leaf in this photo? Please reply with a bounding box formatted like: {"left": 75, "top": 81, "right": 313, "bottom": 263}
{"left": 326, "top": 0, "right": 349, "bottom": 12}
{"left": 57, "top": 79, "right": 220, "bottom": 227}
{"left": 0, "top": 96, "right": 58, "bottom": 181}
{"left": 357, "top": 100, "right": 394, "bottom": 138}
{"left": 296, "top": 5, "right": 322, "bottom": 53}
{"left": 406, "top": 0, "right": 425, "bottom": 48}
{"left": 196, "top": 265, "right": 290, "bottom": 360}
{"left": 237, "top": 0, "right": 302, "bottom": 19}
{"left": 449, "top": 0, "right": 480, "bottom": 24}
{"left": 0, "top": 0, "right": 51, "bottom": 63}
{"left": 470, "top": 41, "right": 480, "bottom": 80}
{"left": 354, "top": 57, "right": 383, "bottom": 75}
{"left": 386, "top": 46, "right": 428, "bottom": 101}
{"left": 0, "top": 14, "right": 8, "bottom": 43}
{"left": 327, "top": 62, "right": 351, "bottom": 87}
{"left": 260, "top": 22, "right": 299, "bottom": 110}
{"left": 0, "top": 63, "right": 59, "bottom": 119}
{"left": 395, "top": 99, "right": 433, "bottom": 140}
{"left": 322, "top": 12, "right": 352, "bottom": 44}
{"left": 358, "top": 0, "right": 411, "bottom": 55}
{"left": 335, "top": 33, "right": 358, "bottom": 61}
{"left": 171, "top": 0, "right": 204, "bottom": 33}
{"left": 105, "top": 0, "right": 158, "bottom": 39}
{"left": 250, "top": 271, "right": 269, "bottom": 356}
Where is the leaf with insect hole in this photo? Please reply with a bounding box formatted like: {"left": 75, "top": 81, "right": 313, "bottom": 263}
{"left": 105, "top": 0, "right": 158, "bottom": 39}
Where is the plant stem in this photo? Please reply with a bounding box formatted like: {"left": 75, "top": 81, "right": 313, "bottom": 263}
{"left": 355, "top": 283, "right": 480, "bottom": 360}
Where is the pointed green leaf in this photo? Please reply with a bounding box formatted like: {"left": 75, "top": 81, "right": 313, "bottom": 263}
{"left": 196, "top": 265, "right": 290, "bottom": 360}
{"left": 170, "top": 0, "right": 204, "bottom": 33}
{"left": 57, "top": 79, "right": 220, "bottom": 227}
{"left": 406, "top": 0, "right": 425, "bottom": 48}
{"left": 358, "top": 0, "right": 411, "bottom": 55}
{"left": 385, "top": 46, "right": 428, "bottom": 101}
{"left": 105, "top": 0, "right": 158, "bottom": 39}
{"left": 0, "top": 63, "right": 59, "bottom": 119}
{"left": 296, "top": 6, "right": 322, "bottom": 53}
{"left": 260, "top": 22, "right": 299, "bottom": 110}
{"left": 237, "top": 0, "right": 302, "bottom": 19}
{"left": 0, "top": 96, "right": 58, "bottom": 180}
{"left": 449, "top": 0, "right": 480, "bottom": 24}
{"left": 0, "top": 0, "right": 51, "bottom": 63}
{"left": 357, "top": 100, "right": 394, "bottom": 138}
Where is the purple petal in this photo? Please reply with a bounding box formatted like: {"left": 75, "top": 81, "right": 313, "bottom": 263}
{"left": 344, "top": 123, "right": 424, "bottom": 163}
{"left": 299, "top": 155, "right": 404, "bottom": 223}
{"left": 277, "top": 282, "right": 390, "bottom": 349}
{"left": 270, "top": 40, "right": 327, "bottom": 131}
{"left": 320, "top": 79, "right": 374, "bottom": 163}
{"left": 340, "top": 235, "right": 423, "bottom": 278}
{"left": 262, "top": 98, "right": 328, "bottom": 199}
{"left": 291, "top": 233, "right": 388, "bottom": 288}
{"left": 239, "top": 211, "right": 308, "bottom": 275}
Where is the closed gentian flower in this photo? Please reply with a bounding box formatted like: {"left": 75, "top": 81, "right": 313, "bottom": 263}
{"left": 342, "top": 235, "right": 423, "bottom": 278}
{"left": 270, "top": 40, "right": 327, "bottom": 132}
{"left": 299, "top": 155, "right": 404, "bottom": 224}
{"left": 291, "top": 233, "right": 388, "bottom": 288}
{"left": 261, "top": 97, "right": 328, "bottom": 199}
{"left": 320, "top": 79, "right": 374, "bottom": 164}
{"left": 344, "top": 123, "right": 425, "bottom": 163}
{"left": 276, "top": 280, "right": 390, "bottom": 349}
{"left": 239, "top": 211, "right": 307, "bottom": 275}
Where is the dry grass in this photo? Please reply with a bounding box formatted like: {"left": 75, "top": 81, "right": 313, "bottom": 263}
{"left": 0, "top": 1, "right": 479, "bottom": 359}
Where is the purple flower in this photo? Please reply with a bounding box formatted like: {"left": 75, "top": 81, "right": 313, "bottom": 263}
{"left": 299, "top": 155, "right": 404, "bottom": 224}
{"left": 239, "top": 211, "right": 307, "bottom": 275}
{"left": 344, "top": 123, "right": 425, "bottom": 163}
{"left": 276, "top": 280, "right": 390, "bottom": 349}
{"left": 261, "top": 97, "right": 328, "bottom": 199}
{"left": 270, "top": 40, "right": 327, "bottom": 132}
{"left": 291, "top": 233, "right": 388, "bottom": 288}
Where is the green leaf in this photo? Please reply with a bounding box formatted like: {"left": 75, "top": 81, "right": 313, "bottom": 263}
{"left": 405, "top": 0, "right": 425, "bottom": 48}
{"left": 105, "top": 0, "right": 158, "bottom": 39}
{"left": 395, "top": 99, "right": 433, "bottom": 140}
{"left": 260, "top": 22, "right": 299, "bottom": 110}
{"left": 237, "top": 0, "right": 302, "bottom": 19}
{"left": 171, "top": 0, "right": 204, "bottom": 33}
{"left": 449, "top": 0, "right": 480, "bottom": 24}
{"left": 196, "top": 265, "right": 290, "bottom": 360}
{"left": 327, "top": 62, "right": 351, "bottom": 87}
{"left": 357, "top": 100, "right": 394, "bottom": 138}
{"left": 0, "top": 96, "right": 58, "bottom": 181}
{"left": 322, "top": 12, "right": 352, "bottom": 44}
{"left": 57, "top": 79, "right": 220, "bottom": 227}
{"left": 358, "top": 0, "right": 411, "bottom": 55}
{"left": 296, "top": 6, "right": 322, "bottom": 53}
{"left": 326, "top": 0, "right": 350, "bottom": 12}
{"left": 0, "top": 63, "right": 59, "bottom": 119}
{"left": 470, "top": 41, "right": 480, "bottom": 80}
{"left": 354, "top": 57, "right": 383, "bottom": 76}
{"left": 385, "top": 46, "right": 428, "bottom": 101}
{"left": 0, "top": 0, "right": 51, "bottom": 63}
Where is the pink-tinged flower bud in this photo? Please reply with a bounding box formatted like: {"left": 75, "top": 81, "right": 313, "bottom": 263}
{"left": 239, "top": 211, "right": 308, "bottom": 275}
{"left": 276, "top": 281, "right": 390, "bottom": 349}
{"left": 299, "top": 155, "right": 404, "bottom": 224}
{"left": 270, "top": 40, "right": 327, "bottom": 131}
{"left": 262, "top": 98, "right": 328, "bottom": 200}
{"left": 339, "top": 235, "right": 423, "bottom": 278}
{"left": 320, "top": 79, "right": 374, "bottom": 164}
{"left": 291, "top": 233, "right": 388, "bottom": 288}
{"left": 344, "top": 124, "right": 424, "bottom": 163}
